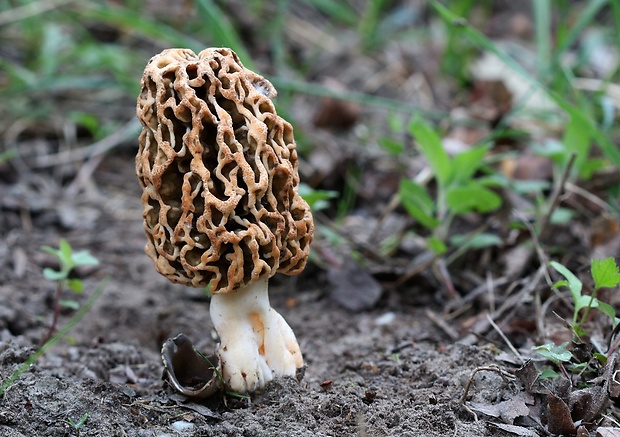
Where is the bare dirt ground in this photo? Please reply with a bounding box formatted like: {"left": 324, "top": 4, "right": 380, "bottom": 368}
{"left": 0, "top": 153, "right": 507, "bottom": 436}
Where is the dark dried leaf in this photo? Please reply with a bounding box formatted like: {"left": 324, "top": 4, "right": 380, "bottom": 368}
{"left": 569, "top": 385, "right": 611, "bottom": 423}
{"left": 327, "top": 256, "right": 382, "bottom": 312}
{"left": 515, "top": 360, "right": 546, "bottom": 395}
{"left": 547, "top": 392, "right": 576, "bottom": 436}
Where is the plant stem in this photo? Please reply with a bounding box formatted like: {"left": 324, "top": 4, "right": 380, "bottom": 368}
{"left": 578, "top": 286, "right": 599, "bottom": 328}
{"left": 0, "top": 277, "right": 107, "bottom": 396}
{"left": 42, "top": 279, "right": 65, "bottom": 345}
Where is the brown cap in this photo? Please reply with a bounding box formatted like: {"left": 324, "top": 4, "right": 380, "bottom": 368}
{"left": 136, "top": 48, "right": 314, "bottom": 294}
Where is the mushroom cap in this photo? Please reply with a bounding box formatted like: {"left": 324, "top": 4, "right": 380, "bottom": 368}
{"left": 136, "top": 48, "right": 314, "bottom": 294}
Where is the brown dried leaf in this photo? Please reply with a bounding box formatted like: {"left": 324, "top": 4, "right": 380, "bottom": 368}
{"left": 569, "top": 385, "right": 611, "bottom": 423}
{"left": 547, "top": 392, "right": 576, "bottom": 436}
{"left": 515, "top": 360, "right": 546, "bottom": 395}
{"left": 327, "top": 256, "right": 382, "bottom": 312}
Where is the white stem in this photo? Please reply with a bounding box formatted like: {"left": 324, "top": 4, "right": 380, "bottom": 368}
{"left": 209, "top": 277, "right": 303, "bottom": 393}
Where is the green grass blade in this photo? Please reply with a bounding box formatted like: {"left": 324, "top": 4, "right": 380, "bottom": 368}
{"left": 195, "top": 0, "right": 253, "bottom": 69}
{"left": 408, "top": 116, "right": 451, "bottom": 187}
{"left": 429, "top": 0, "right": 620, "bottom": 168}
{"left": 75, "top": 3, "right": 205, "bottom": 53}
{"left": 533, "top": 0, "right": 551, "bottom": 77}
{"left": 300, "top": 0, "right": 357, "bottom": 25}
{"left": 270, "top": 77, "right": 447, "bottom": 119}
{"left": 555, "top": 0, "right": 608, "bottom": 58}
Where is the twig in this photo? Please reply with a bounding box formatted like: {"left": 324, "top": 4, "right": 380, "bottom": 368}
{"left": 460, "top": 364, "right": 515, "bottom": 420}
{"left": 425, "top": 309, "right": 459, "bottom": 341}
{"left": 459, "top": 267, "right": 545, "bottom": 345}
{"left": 538, "top": 152, "right": 576, "bottom": 238}
{"left": 33, "top": 118, "right": 139, "bottom": 168}
{"left": 486, "top": 314, "right": 524, "bottom": 364}
{"left": 565, "top": 182, "right": 612, "bottom": 212}
{"left": 513, "top": 210, "right": 553, "bottom": 287}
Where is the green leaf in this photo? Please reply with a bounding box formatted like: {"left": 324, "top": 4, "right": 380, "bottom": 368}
{"left": 549, "top": 208, "right": 575, "bottom": 225}
{"left": 594, "top": 353, "right": 608, "bottom": 365}
{"left": 449, "top": 145, "right": 489, "bottom": 186}
{"left": 67, "top": 279, "right": 84, "bottom": 294}
{"left": 550, "top": 261, "right": 582, "bottom": 303}
{"left": 592, "top": 258, "right": 620, "bottom": 290}
{"left": 428, "top": 236, "right": 447, "bottom": 255}
{"left": 399, "top": 179, "right": 440, "bottom": 229}
{"left": 574, "top": 294, "right": 600, "bottom": 314}
{"left": 59, "top": 239, "right": 73, "bottom": 264}
{"left": 539, "top": 368, "right": 559, "bottom": 379}
{"left": 43, "top": 268, "right": 66, "bottom": 281}
{"left": 41, "top": 245, "right": 60, "bottom": 258}
{"left": 71, "top": 251, "right": 99, "bottom": 267}
{"left": 450, "top": 232, "right": 503, "bottom": 250}
{"left": 445, "top": 185, "right": 502, "bottom": 214}
{"left": 379, "top": 137, "right": 404, "bottom": 155}
{"left": 595, "top": 300, "right": 617, "bottom": 322}
{"left": 59, "top": 300, "right": 80, "bottom": 310}
{"left": 532, "top": 342, "right": 572, "bottom": 363}
{"left": 298, "top": 183, "right": 338, "bottom": 211}
{"left": 562, "top": 113, "right": 591, "bottom": 176}
{"left": 408, "top": 117, "right": 451, "bottom": 188}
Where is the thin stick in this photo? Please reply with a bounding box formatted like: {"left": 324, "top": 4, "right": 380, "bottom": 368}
{"left": 486, "top": 314, "right": 524, "bottom": 364}
{"left": 425, "top": 309, "right": 459, "bottom": 341}
{"left": 459, "top": 267, "right": 545, "bottom": 345}
{"left": 538, "top": 152, "right": 576, "bottom": 237}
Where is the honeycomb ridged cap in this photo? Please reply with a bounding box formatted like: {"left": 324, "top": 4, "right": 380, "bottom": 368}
{"left": 136, "top": 48, "right": 314, "bottom": 294}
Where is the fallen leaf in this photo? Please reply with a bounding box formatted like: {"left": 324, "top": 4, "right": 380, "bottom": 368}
{"left": 488, "top": 422, "right": 539, "bottom": 437}
{"left": 569, "top": 385, "right": 611, "bottom": 423}
{"left": 469, "top": 395, "right": 530, "bottom": 424}
{"left": 515, "top": 360, "right": 546, "bottom": 395}
{"left": 547, "top": 392, "right": 576, "bottom": 436}
{"left": 327, "top": 255, "right": 382, "bottom": 312}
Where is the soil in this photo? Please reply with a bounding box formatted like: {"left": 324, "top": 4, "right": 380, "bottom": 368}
{"left": 0, "top": 154, "right": 510, "bottom": 436}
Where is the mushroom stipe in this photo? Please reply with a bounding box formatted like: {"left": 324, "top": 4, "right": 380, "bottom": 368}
{"left": 136, "top": 48, "right": 314, "bottom": 395}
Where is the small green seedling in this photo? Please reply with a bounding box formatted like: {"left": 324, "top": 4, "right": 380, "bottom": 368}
{"left": 67, "top": 413, "right": 88, "bottom": 436}
{"left": 550, "top": 257, "right": 620, "bottom": 339}
{"left": 532, "top": 258, "right": 620, "bottom": 381}
{"left": 41, "top": 239, "right": 99, "bottom": 343}
{"left": 398, "top": 116, "right": 502, "bottom": 253}
{"left": 532, "top": 342, "right": 572, "bottom": 379}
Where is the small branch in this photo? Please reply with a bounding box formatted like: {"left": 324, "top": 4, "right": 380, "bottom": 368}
{"left": 460, "top": 364, "right": 515, "bottom": 420}
{"left": 538, "top": 152, "right": 576, "bottom": 238}
{"left": 486, "top": 314, "right": 524, "bottom": 364}
{"left": 41, "top": 280, "right": 65, "bottom": 345}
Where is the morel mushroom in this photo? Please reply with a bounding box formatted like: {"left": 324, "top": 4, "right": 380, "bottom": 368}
{"left": 136, "top": 48, "right": 314, "bottom": 394}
